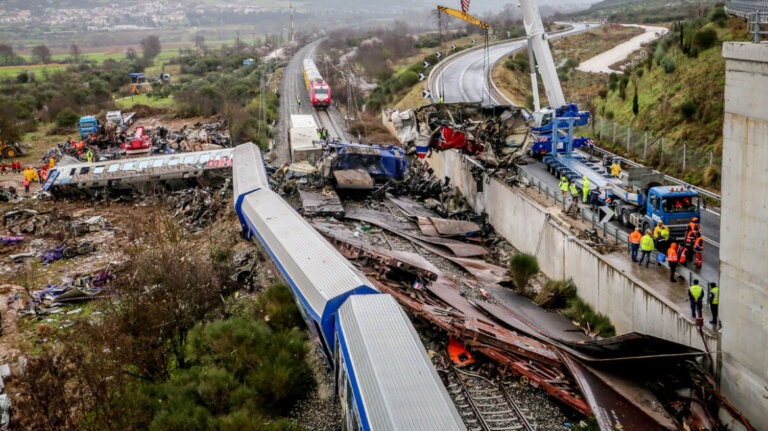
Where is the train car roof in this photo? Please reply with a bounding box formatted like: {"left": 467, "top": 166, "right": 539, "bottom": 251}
{"left": 336, "top": 295, "right": 467, "bottom": 431}
{"left": 290, "top": 114, "right": 317, "bottom": 129}
{"left": 232, "top": 143, "right": 269, "bottom": 199}
{"left": 239, "top": 188, "right": 377, "bottom": 335}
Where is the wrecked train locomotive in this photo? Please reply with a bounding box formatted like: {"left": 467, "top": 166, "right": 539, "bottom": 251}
{"left": 232, "top": 143, "right": 466, "bottom": 431}
{"left": 389, "top": 103, "right": 533, "bottom": 166}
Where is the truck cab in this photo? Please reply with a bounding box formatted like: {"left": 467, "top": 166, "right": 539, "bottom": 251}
{"left": 78, "top": 115, "right": 99, "bottom": 139}
{"left": 645, "top": 186, "right": 700, "bottom": 241}
{"left": 106, "top": 111, "right": 124, "bottom": 127}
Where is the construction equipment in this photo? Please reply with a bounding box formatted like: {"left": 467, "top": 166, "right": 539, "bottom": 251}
{"left": 0, "top": 141, "right": 23, "bottom": 158}
{"left": 105, "top": 110, "right": 136, "bottom": 132}
{"left": 436, "top": 6, "right": 489, "bottom": 30}
{"left": 519, "top": 0, "right": 701, "bottom": 236}
{"left": 78, "top": 115, "right": 99, "bottom": 139}
{"left": 122, "top": 126, "right": 151, "bottom": 157}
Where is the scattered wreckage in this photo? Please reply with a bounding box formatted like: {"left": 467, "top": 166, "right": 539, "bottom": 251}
{"left": 387, "top": 103, "right": 533, "bottom": 166}
{"left": 311, "top": 192, "right": 754, "bottom": 431}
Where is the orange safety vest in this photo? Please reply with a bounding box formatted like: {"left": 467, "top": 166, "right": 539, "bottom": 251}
{"left": 667, "top": 245, "right": 678, "bottom": 262}
{"left": 685, "top": 230, "right": 697, "bottom": 246}
{"left": 689, "top": 222, "right": 699, "bottom": 232}
{"left": 629, "top": 231, "right": 642, "bottom": 244}
{"left": 694, "top": 236, "right": 704, "bottom": 252}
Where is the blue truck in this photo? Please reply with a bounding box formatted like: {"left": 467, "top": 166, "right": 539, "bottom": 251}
{"left": 78, "top": 115, "right": 99, "bottom": 139}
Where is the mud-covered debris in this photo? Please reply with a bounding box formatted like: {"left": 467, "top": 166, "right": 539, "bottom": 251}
{"left": 41, "top": 240, "right": 96, "bottom": 264}
{"left": 168, "top": 187, "right": 230, "bottom": 228}
{"left": 72, "top": 216, "right": 108, "bottom": 235}
{"left": 3, "top": 210, "right": 48, "bottom": 235}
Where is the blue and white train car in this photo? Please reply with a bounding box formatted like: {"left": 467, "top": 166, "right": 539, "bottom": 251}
{"left": 336, "top": 295, "right": 466, "bottom": 431}
{"left": 233, "top": 143, "right": 466, "bottom": 430}
{"left": 233, "top": 143, "right": 378, "bottom": 358}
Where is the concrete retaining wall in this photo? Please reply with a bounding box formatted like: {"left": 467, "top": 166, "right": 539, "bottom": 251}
{"left": 427, "top": 149, "right": 717, "bottom": 352}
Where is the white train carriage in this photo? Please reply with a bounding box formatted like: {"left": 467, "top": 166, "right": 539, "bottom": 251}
{"left": 233, "top": 143, "right": 378, "bottom": 359}
{"left": 335, "top": 294, "right": 467, "bottom": 431}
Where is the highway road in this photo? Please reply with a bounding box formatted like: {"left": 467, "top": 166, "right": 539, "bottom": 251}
{"left": 427, "top": 22, "right": 721, "bottom": 282}
{"left": 430, "top": 22, "right": 595, "bottom": 104}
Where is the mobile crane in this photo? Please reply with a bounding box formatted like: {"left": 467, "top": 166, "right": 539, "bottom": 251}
{"left": 519, "top": 0, "right": 700, "bottom": 240}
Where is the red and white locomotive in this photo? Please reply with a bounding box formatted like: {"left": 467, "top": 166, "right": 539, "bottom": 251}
{"left": 302, "top": 59, "right": 331, "bottom": 109}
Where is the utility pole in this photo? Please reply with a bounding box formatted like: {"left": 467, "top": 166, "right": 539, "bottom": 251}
{"left": 290, "top": 0, "right": 295, "bottom": 42}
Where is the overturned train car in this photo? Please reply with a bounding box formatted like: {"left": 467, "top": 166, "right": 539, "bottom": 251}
{"left": 232, "top": 143, "right": 466, "bottom": 431}
{"left": 43, "top": 148, "right": 234, "bottom": 198}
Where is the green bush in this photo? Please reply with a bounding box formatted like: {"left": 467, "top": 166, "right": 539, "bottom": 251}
{"left": 680, "top": 100, "right": 698, "bottom": 120}
{"left": 508, "top": 253, "right": 539, "bottom": 293}
{"left": 399, "top": 70, "right": 420, "bottom": 88}
{"left": 693, "top": 28, "right": 718, "bottom": 49}
{"left": 709, "top": 7, "right": 728, "bottom": 27}
{"left": 415, "top": 36, "right": 440, "bottom": 48}
{"left": 564, "top": 297, "right": 615, "bottom": 337}
{"left": 55, "top": 107, "right": 80, "bottom": 128}
{"left": 661, "top": 57, "right": 676, "bottom": 74}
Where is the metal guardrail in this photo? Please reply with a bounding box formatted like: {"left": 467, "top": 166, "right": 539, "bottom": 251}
{"left": 512, "top": 164, "right": 717, "bottom": 291}
{"left": 725, "top": 1, "right": 768, "bottom": 18}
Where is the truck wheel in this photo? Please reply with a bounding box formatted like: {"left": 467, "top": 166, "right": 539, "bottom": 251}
{"left": 620, "top": 208, "right": 631, "bottom": 227}
{"left": 642, "top": 221, "right": 651, "bottom": 235}
{"left": 2, "top": 147, "right": 17, "bottom": 158}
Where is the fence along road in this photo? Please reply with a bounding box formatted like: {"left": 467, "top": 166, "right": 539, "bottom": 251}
{"left": 426, "top": 21, "right": 721, "bottom": 283}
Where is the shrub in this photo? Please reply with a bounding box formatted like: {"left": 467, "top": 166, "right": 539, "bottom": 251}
{"left": 597, "top": 87, "right": 608, "bottom": 98}
{"left": 508, "top": 253, "right": 539, "bottom": 293}
{"left": 564, "top": 297, "right": 615, "bottom": 337}
{"left": 399, "top": 70, "right": 419, "bottom": 88}
{"left": 693, "top": 28, "right": 718, "bottom": 49}
{"left": 635, "top": 68, "right": 644, "bottom": 78}
{"left": 605, "top": 110, "right": 615, "bottom": 121}
{"left": 534, "top": 279, "right": 576, "bottom": 309}
{"left": 55, "top": 107, "right": 80, "bottom": 128}
{"left": 661, "top": 57, "right": 676, "bottom": 74}
{"left": 415, "top": 36, "right": 440, "bottom": 48}
{"left": 710, "top": 7, "right": 728, "bottom": 27}
{"left": 680, "top": 100, "right": 698, "bottom": 120}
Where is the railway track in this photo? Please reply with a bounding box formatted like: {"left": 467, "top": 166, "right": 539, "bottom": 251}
{"left": 315, "top": 109, "right": 345, "bottom": 141}
{"left": 445, "top": 368, "right": 535, "bottom": 431}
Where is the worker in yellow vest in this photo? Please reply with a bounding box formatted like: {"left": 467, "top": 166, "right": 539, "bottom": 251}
{"left": 559, "top": 176, "right": 569, "bottom": 198}
{"left": 86, "top": 149, "right": 94, "bottom": 163}
{"left": 708, "top": 282, "right": 719, "bottom": 326}
{"left": 566, "top": 181, "right": 579, "bottom": 217}
{"left": 610, "top": 162, "right": 621, "bottom": 177}
{"left": 688, "top": 280, "right": 703, "bottom": 319}
{"left": 581, "top": 176, "right": 590, "bottom": 203}
{"left": 639, "top": 230, "right": 655, "bottom": 267}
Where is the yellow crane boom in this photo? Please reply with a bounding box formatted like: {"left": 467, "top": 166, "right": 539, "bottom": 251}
{"left": 437, "top": 5, "right": 489, "bottom": 31}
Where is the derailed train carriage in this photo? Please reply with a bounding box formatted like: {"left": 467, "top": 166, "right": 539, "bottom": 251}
{"left": 232, "top": 143, "right": 466, "bottom": 431}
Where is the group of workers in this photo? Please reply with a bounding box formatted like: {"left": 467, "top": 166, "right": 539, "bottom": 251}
{"left": 559, "top": 175, "right": 596, "bottom": 217}
{"left": 317, "top": 127, "right": 329, "bottom": 141}
{"left": 0, "top": 161, "right": 22, "bottom": 174}
{"left": 628, "top": 218, "right": 718, "bottom": 327}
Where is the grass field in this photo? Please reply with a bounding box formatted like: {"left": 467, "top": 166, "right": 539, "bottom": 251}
{"left": 0, "top": 64, "right": 68, "bottom": 81}
{"left": 115, "top": 94, "right": 175, "bottom": 110}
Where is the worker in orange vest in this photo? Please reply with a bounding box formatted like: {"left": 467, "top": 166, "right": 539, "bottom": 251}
{"left": 667, "top": 243, "right": 679, "bottom": 282}
{"left": 688, "top": 217, "right": 700, "bottom": 234}
{"left": 23, "top": 176, "right": 30, "bottom": 193}
{"left": 628, "top": 227, "right": 642, "bottom": 263}
{"left": 693, "top": 235, "right": 704, "bottom": 268}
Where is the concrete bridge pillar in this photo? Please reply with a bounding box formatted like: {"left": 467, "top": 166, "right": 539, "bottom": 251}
{"left": 720, "top": 41, "right": 768, "bottom": 430}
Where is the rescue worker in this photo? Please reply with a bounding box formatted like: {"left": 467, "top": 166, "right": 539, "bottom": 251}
{"left": 610, "top": 161, "right": 621, "bottom": 177}
{"left": 559, "top": 176, "right": 569, "bottom": 199}
{"left": 667, "top": 243, "right": 679, "bottom": 282}
{"left": 688, "top": 217, "right": 700, "bottom": 234}
{"left": 629, "top": 227, "right": 642, "bottom": 262}
{"left": 317, "top": 128, "right": 323, "bottom": 140}
{"left": 603, "top": 154, "right": 612, "bottom": 174}
{"left": 566, "top": 180, "right": 579, "bottom": 217}
{"left": 693, "top": 235, "right": 704, "bottom": 268}
{"left": 86, "top": 149, "right": 94, "bottom": 163}
{"left": 654, "top": 221, "right": 670, "bottom": 252}
{"left": 708, "top": 282, "right": 719, "bottom": 326}
{"left": 23, "top": 176, "right": 29, "bottom": 193}
{"left": 639, "top": 229, "right": 655, "bottom": 267}
{"left": 49, "top": 156, "right": 55, "bottom": 169}
{"left": 688, "top": 279, "right": 703, "bottom": 319}
{"left": 0, "top": 161, "right": 6, "bottom": 175}
{"left": 581, "top": 175, "right": 590, "bottom": 203}
{"left": 297, "top": 97, "right": 301, "bottom": 108}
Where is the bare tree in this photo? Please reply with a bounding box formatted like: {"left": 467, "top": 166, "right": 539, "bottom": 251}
{"left": 193, "top": 33, "right": 205, "bottom": 49}
{"left": 31, "top": 44, "right": 51, "bottom": 64}
{"left": 0, "top": 43, "right": 14, "bottom": 66}
{"left": 140, "top": 35, "right": 161, "bottom": 59}
{"left": 69, "top": 43, "right": 81, "bottom": 63}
